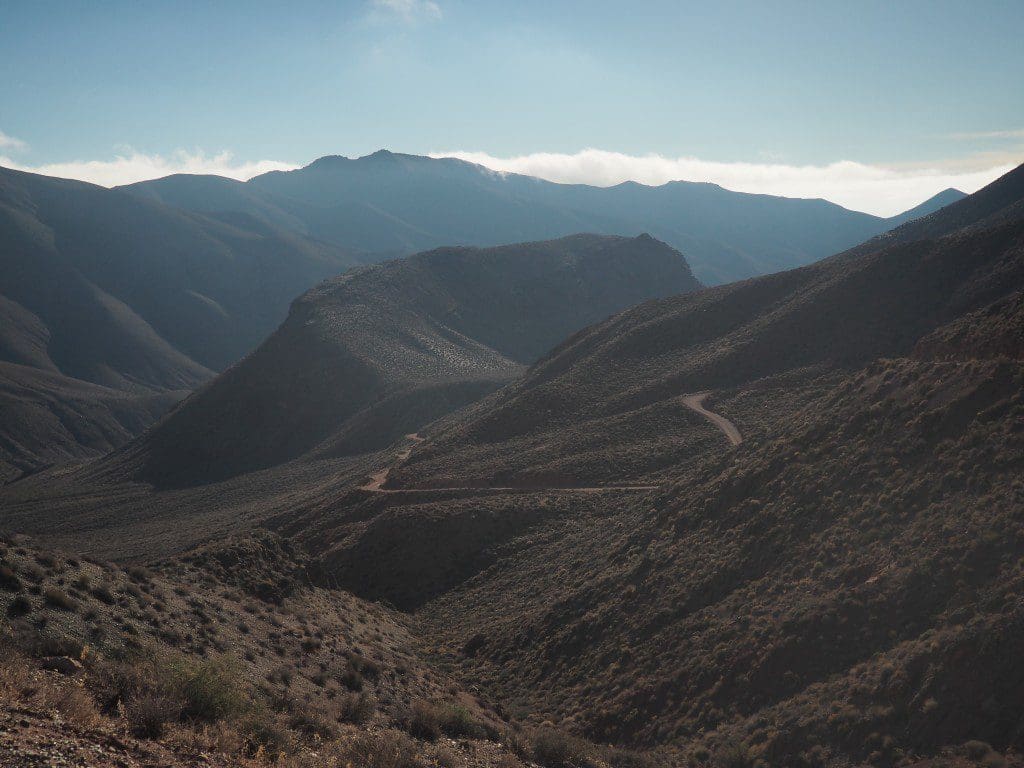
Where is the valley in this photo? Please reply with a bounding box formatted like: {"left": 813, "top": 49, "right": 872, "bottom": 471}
{"left": 1, "top": 160, "right": 1021, "bottom": 768}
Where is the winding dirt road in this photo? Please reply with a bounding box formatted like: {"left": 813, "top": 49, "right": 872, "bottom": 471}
{"left": 681, "top": 392, "right": 743, "bottom": 446}
{"left": 359, "top": 393, "right": 741, "bottom": 493}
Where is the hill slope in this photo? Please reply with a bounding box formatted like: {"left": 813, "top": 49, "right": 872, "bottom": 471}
{"left": 388, "top": 166, "right": 1024, "bottom": 489}
{"left": 0, "top": 166, "right": 362, "bottom": 478}
{"left": 97, "top": 234, "right": 700, "bottom": 488}
{"left": 124, "top": 150, "right": 953, "bottom": 285}
{"left": 275, "top": 164, "right": 1024, "bottom": 764}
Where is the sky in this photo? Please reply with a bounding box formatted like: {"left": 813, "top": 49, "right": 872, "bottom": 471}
{"left": 1, "top": 0, "right": 1023, "bottom": 215}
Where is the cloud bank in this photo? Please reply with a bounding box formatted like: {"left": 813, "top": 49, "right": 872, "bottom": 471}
{"left": 1, "top": 142, "right": 1019, "bottom": 217}
{"left": 430, "top": 149, "right": 1021, "bottom": 216}
{"left": 0, "top": 149, "right": 298, "bottom": 188}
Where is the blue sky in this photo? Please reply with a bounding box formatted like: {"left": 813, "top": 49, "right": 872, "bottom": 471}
{"left": 2, "top": 0, "right": 1023, "bottom": 214}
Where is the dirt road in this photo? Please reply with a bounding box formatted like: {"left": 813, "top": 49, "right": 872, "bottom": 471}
{"left": 681, "top": 392, "right": 743, "bottom": 446}
{"left": 358, "top": 434, "right": 656, "bottom": 494}
{"left": 360, "top": 394, "right": 741, "bottom": 493}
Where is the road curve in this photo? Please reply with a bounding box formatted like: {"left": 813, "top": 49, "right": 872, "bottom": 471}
{"left": 681, "top": 392, "right": 742, "bottom": 446}
{"left": 358, "top": 433, "right": 656, "bottom": 494}
{"left": 359, "top": 394, "right": 742, "bottom": 494}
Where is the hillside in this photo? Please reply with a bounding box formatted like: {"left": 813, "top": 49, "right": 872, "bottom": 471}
{"left": 88, "top": 234, "right": 699, "bottom": 488}
{"left": 272, "top": 163, "right": 1024, "bottom": 765}
{"left": 382, "top": 165, "right": 1023, "bottom": 490}
{"left": 1, "top": 531, "right": 628, "bottom": 768}
{"left": 0, "top": 167, "right": 362, "bottom": 479}
{"left": 124, "top": 150, "right": 954, "bottom": 285}
{"left": 3, "top": 162, "right": 1021, "bottom": 766}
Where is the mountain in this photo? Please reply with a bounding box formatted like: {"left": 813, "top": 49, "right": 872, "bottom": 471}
{"left": 3, "top": 161, "right": 1020, "bottom": 765}
{"left": 884, "top": 187, "right": 966, "bottom": 227}
{"left": 0, "top": 166, "right": 362, "bottom": 479}
{"left": 387, "top": 174, "right": 1022, "bottom": 489}
{"left": 123, "top": 150, "right": 956, "bottom": 285}
{"left": 91, "top": 234, "right": 700, "bottom": 488}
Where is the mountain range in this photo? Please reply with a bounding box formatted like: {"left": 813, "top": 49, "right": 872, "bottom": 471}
{"left": 1, "top": 155, "right": 961, "bottom": 482}
{"left": 3, "top": 152, "right": 1021, "bottom": 767}
{"left": 123, "top": 150, "right": 964, "bottom": 285}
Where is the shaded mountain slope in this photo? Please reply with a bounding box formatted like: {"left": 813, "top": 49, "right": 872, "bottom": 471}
{"left": 0, "top": 362, "right": 187, "bottom": 483}
{"left": 389, "top": 165, "right": 1024, "bottom": 489}
{"left": 96, "top": 234, "right": 699, "bottom": 488}
{"left": 0, "top": 166, "right": 362, "bottom": 477}
{"left": 125, "top": 150, "right": 956, "bottom": 285}
{"left": 884, "top": 186, "right": 966, "bottom": 227}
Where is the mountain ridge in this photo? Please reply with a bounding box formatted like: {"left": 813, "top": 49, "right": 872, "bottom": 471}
{"left": 121, "top": 150, "right": 960, "bottom": 285}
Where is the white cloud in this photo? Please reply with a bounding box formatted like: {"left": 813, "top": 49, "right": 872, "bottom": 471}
{"left": 2, "top": 144, "right": 1019, "bottom": 217}
{"left": 429, "top": 148, "right": 1022, "bottom": 216}
{"left": 0, "top": 130, "right": 27, "bottom": 152}
{"left": 0, "top": 149, "right": 298, "bottom": 188}
{"left": 370, "top": 0, "right": 441, "bottom": 22}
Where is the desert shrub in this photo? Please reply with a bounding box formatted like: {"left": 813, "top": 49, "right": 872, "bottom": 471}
{"left": 238, "top": 709, "right": 294, "bottom": 759}
{"left": 0, "top": 565, "right": 22, "bottom": 592}
{"left": 91, "top": 583, "right": 116, "bottom": 604}
{"left": 715, "top": 740, "right": 756, "bottom": 768}
{"left": 438, "top": 703, "right": 487, "bottom": 739}
{"left": 72, "top": 574, "right": 91, "bottom": 591}
{"left": 965, "top": 741, "right": 994, "bottom": 760}
{"left": 126, "top": 692, "right": 181, "bottom": 737}
{"left": 0, "top": 652, "right": 34, "bottom": 702}
{"left": 338, "top": 690, "right": 375, "bottom": 725}
{"left": 171, "top": 655, "right": 247, "bottom": 722}
{"left": 43, "top": 586, "right": 77, "bottom": 611}
{"left": 502, "top": 727, "right": 531, "bottom": 760}
{"left": 339, "top": 663, "right": 364, "bottom": 691}
{"left": 328, "top": 729, "right": 423, "bottom": 768}
{"left": 13, "top": 627, "right": 84, "bottom": 658}
{"left": 35, "top": 552, "right": 58, "bottom": 569}
{"left": 287, "top": 704, "right": 339, "bottom": 740}
{"left": 53, "top": 685, "right": 101, "bottom": 727}
{"left": 7, "top": 594, "right": 32, "bottom": 617}
{"left": 603, "top": 746, "right": 658, "bottom": 768}
{"left": 87, "top": 656, "right": 141, "bottom": 713}
{"left": 431, "top": 743, "right": 464, "bottom": 768}
{"left": 532, "top": 728, "right": 592, "bottom": 768}
{"left": 127, "top": 566, "right": 152, "bottom": 582}
{"left": 404, "top": 699, "right": 442, "bottom": 740}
